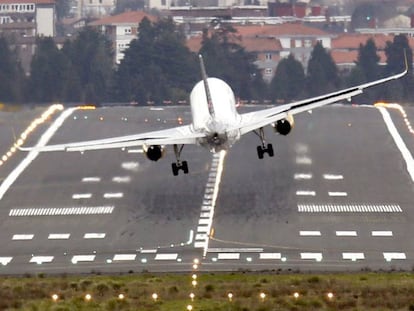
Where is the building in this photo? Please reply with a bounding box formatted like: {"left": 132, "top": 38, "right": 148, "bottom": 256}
{"left": 0, "top": 0, "right": 56, "bottom": 74}
{"left": 89, "top": 10, "right": 156, "bottom": 64}
{"left": 187, "top": 23, "right": 334, "bottom": 82}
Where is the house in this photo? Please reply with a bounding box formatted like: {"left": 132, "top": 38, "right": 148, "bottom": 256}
{"left": 0, "top": 0, "right": 56, "bottom": 74}
{"left": 330, "top": 33, "right": 414, "bottom": 73}
{"left": 89, "top": 11, "right": 157, "bottom": 64}
{"left": 187, "top": 23, "right": 334, "bottom": 82}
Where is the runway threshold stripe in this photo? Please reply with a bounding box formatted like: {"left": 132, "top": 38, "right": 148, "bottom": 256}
{"left": 298, "top": 204, "right": 402, "bottom": 213}
{"left": 71, "top": 255, "right": 96, "bottom": 263}
{"left": 260, "top": 253, "right": 282, "bottom": 260}
{"left": 113, "top": 254, "right": 136, "bottom": 261}
{"left": 372, "top": 231, "right": 393, "bottom": 237}
{"left": 9, "top": 206, "right": 115, "bottom": 216}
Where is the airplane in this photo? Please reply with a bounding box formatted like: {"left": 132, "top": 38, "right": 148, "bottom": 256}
{"left": 20, "top": 54, "right": 408, "bottom": 176}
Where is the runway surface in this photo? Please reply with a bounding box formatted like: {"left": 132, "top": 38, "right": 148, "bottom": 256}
{"left": 0, "top": 103, "right": 413, "bottom": 274}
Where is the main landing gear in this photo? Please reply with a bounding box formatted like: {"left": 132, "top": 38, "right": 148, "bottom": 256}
{"left": 172, "top": 144, "right": 189, "bottom": 176}
{"left": 254, "top": 128, "right": 274, "bottom": 159}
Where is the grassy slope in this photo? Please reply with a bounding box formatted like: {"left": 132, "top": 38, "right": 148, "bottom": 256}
{"left": 1, "top": 272, "right": 414, "bottom": 310}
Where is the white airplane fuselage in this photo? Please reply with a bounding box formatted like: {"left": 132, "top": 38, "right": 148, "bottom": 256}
{"left": 189, "top": 77, "right": 241, "bottom": 152}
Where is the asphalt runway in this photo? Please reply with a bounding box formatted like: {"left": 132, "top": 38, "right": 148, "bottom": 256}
{"left": 0, "top": 103, "right": 413, "bottom": 274}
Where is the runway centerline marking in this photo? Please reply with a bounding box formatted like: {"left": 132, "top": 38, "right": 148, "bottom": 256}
{"left": 82, "top": 177, "right": 101, "bottom": 183}
{"left": 48, "top": 233, "right": 70, "bottom": 240}
{"left": 72, "top": 193, "right": 92, "bottom": 199}
{"left": 377, "top": 106, "right": 414, "bottom": 182}
{"left": 0, "top": 107, "right": 77, "bottom": 201}
{"left": 194, "top": 151, "right": 227, "bottom": 256}
{"left": 12, "top": 234, "right": 34, "bottom": 240}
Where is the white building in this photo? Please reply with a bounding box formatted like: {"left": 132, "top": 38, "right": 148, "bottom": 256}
{"left": 89, "top": 11, "right": 156, "bottom": 64}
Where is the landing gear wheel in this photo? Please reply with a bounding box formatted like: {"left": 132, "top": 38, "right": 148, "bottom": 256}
{"left": 182, "top": 161, "right": 189, "bottom": 174}
{"left": 172, "top": 163, "right": 179, "bottom": 176}
{"left": 267, "top": 143, "right": 274, "bottom": 157}
{"left": 257, "top": 146, "right": 264, "bottom": 159}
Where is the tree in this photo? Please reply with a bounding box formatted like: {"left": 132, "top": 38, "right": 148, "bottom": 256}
{"left": 269, "top": 54, "right": 305, "bottom": 103}
{"left": 62, "top": 27, "right": 114, "bottom": 103}
{"left": 346, "top": 38, "right": 381, "bottom": 103}
{"left": 199, "top": 24, "right": 265, "bottom": 101}
{"left": 0, "top": 37, "right": 24, "bottom": 103}
{"left": 114, "top": 18, "right": 198, "bottom": 104}
{"left": 27, "top": 37, "right": 69, "bottom": 103}
{"left": 306, "top": 42, "right": 340, "bottom": 97}
{"left": 383, "top": 34, "right": 414, "bottom": 101}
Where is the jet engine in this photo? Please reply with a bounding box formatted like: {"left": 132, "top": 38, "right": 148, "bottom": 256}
{"left": 144, "top": 145, "right": 165, "bottom": 161}
{"left": 274, "top": 115, "right": 294, "bottom": 136}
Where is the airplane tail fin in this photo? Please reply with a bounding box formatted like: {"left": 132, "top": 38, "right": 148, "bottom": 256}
{"left": 199, "top": 55, "right": 215, "bottom": 118}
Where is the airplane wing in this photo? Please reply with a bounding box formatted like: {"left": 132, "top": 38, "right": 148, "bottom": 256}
{"left": 20, "top": 124, "right": 205, "bottom": 152}
{"left": 235, "top": 68, "right": 407, "bottom": 135}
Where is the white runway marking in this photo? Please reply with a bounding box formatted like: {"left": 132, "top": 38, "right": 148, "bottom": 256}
{"left": 194, "top": 151, "right": 227, "bottom": 254}
{"left": 323, "top": 174, "right": 344, "bottom": 180}
{"left": 218, "top": 253, "right": 240, "bottom": 260}
{"left": 72, "top": 193, "right": 92, "bottom": 199}
{"left": 296, "top": 190, "right": 316, "bottom": 196}
{"left": 121, "top": 162, "right": 139, "bottom": 171}
{"left": 383, "top": 252, "right": 406, "bottom": 261}
{"left": 113, "top": 254, "right": 136, "bottom": 261}
{"left": 336, "top": 231, "right": 357, "bottom": 237}
{"left": 208, "top": 248, "right": 263, "bottom": 253}
{"left": 294, "top": 173, "right": 313, "bottom": 180}
{"left": 48, "top": 233, "right": 70, "bottom": 240}
{"left": 140, "top": 249, "right": 157, "bottom": 254}
{"left": 84, "top": 233, "right": 106, "bottom": 239}
{"left": 342, "top": 253, "right": 364, "bottom": 261}
{"left": 0, "top": 107, "right": 77, "bottom": 200}
{"left": 377, "top": 106, "right": 414, "bottom": 182}
{"left": 12, "top": 234, "right": 34, "bottom": 240}
{"left": 299, "top": 231, "right": 321, "bottom": 236}
{"left": 328, "top": 192, "right": 348, "bottom": 197}
{"left": 82, "top": 177, "right": 101, "bottom": 183}
{"left": 154, "top": 253, "right": 178, "bottom": 260}
{"left": 103, "top": 192, "right": 123, "bottom": 199}
{"left": 71, "top": 255, "right": 96, "bottom": 263}
{"left": 300, "top": 253, "right": 323, "bottom": 261}
{"left": 296, "top": 156, "right": 312, "bottom": 165}
{"left": 260, "top": 253, "right": 282, "bottom": 260}
{"left": 0, "top": 257, "right": 12, "bottom": 265}
{"left": 112, "top": 176, "right": 131, "bottom": 183}
{"left": 9, "top": 206, "right": 114, "bottom": 216}
{"left": 298, "top": 204, "right": 402, "bottom": 213}
{"left": 30, "top": 256, "right": 54, "bottom": 264}
{"left": 372, "top": 231, "right": 393, "bottom": 237}
{"left": 127, "top": 149, "right": 143, "bottom": 153}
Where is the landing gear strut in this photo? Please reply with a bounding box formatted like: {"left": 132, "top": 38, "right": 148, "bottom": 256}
{"left": 171, "top": 144, "right": 188, "bottom": 176}
{"left": 254, "top": 128, "right": 274, "bottom": 159}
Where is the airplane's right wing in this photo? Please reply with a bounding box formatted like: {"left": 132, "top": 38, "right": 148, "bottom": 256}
{"left": 235, "top": 66, "right": 408, "bottom": 135}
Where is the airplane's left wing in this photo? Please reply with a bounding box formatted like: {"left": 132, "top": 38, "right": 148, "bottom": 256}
{"left": 235, "top": 67, "right": 407, "bottom": 135}
{"left": 20, "top": 124, "right": 205, "bottom": 152}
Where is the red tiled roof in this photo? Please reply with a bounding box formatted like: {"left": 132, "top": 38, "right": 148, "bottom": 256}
{"left": 0, "top": 0, "right": 54, "bottom": 3}
{"left": 89, "top": 11, "right": 157, "bottom": 26}
{"left": 242, "top": 36, "right": 282, "bottom": 52}
{"left": 332, "top": 34, "right": 393, "bottom": 50}
{"left": 331, "top": 50, "right": 387, "bottom": 65}
{"left": 234, "top": 23, "right": 331, "bottom": 37}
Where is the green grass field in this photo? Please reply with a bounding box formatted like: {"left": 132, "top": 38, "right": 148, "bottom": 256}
{"left": 1, "top": 271, "right": 414, "bottom": 310}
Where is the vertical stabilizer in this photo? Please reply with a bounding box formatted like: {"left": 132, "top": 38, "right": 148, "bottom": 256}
{"left": 199, "top": 55, "right": 215, "bottom": 118}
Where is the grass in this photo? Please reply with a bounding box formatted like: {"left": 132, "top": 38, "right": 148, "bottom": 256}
{"left": 1, "top": 272, "right": 414, "bottom": 310}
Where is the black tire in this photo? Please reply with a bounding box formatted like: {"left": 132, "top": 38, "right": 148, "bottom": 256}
{"left": 182, "top": 161, "right": 189, "bottom": 174}
{"left": 267, "top": 144, "right": 274, "bottom": 157}
{"left": 257, "top": 146, "right": 264, "bottom": 159}
{"left": 172, "top": 163, "right": 179, "bottom": 176}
